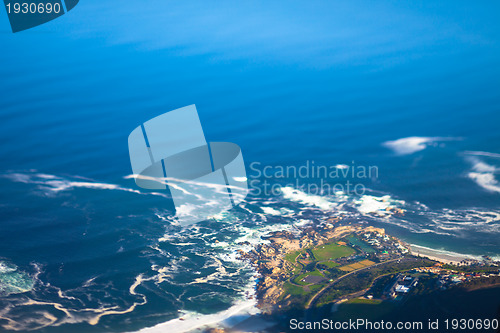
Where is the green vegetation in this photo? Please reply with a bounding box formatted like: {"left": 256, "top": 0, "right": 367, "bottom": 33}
{"left": 291, "top": 265, "right": 301, "bottom": 275}
{"left": 442, "top": 264, "right": 500, "bottom": 274}
{"left": 319, "top": 261, "right": 340, "bottom": 269}
{"left": 276, "top": 234, "right": 500, "bottom": 319}
{"left": 284, "top": 240, "right": 357, "bottom": 281}
{"left": 316, "top": 258, "right": 435, "bottom": 307}
{"left": 283, "top": 282, "right": 306, "bottom": 296}
{"left": 311, "top": 243, "right": 355, "bottom": 261}
{"left": 280, "top": 240, "right": 362, "bottom": 307}
{"left": 334, "top": 299, "right": 395, "bottom": 321}
{"left": 367, "top": 274, "right": 394, "bottom": 298}
{"left": 347, "top": 297, "right": 382, "bottom": 305}
{"left": 308, "top": 284, "right": 323, "bottom": 293}
{"left": 455, "top": 276, "right": 500, "bottom": 290}
{"left": 280, "top": 238, "right": 439, "bottom": 310}
{"left": 284, "top": 250, "right": 303, "bottom": 274}
{"left": 326, "top": 284, "right": 500, "bottom": 326}
{"left": 284, "top": 250, "right": 301, "bottom": 264}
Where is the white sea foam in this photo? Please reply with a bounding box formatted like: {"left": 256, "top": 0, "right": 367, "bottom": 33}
{"left": 471, "top": 161, "right": 497, "bottom": 173}
{"left": 468, "top": 172, "right": 500, "bottom": 193}
{"left": 129, "top": 251, "right": 260, "bottom": 333}
{"left": 132, "top": 297, "right": 258, "bottom": 333}
{"left": 261, "top": 206, "right": 281, "bottom": 215}
{"left": 279, "top": 184, "right": 406, "bottom": 220}
{"left": 354, "top": 195, "right": 404, "bottom": 217}
{"left": 3, "top": 168, "right": 499, "bottom": 332}
{"left": 234, "top": 222, "right": 297, "bottom": 249}
{"left": 1, "top": 275, "right": 149, "bottom": 330}
{"left": 464, "top": 151, "right": 500, "bottom": 159}
{"left": 382, "top": 136, "right": 459, "bottom": 155}
{"left": 427, "top": 208, "right": 500, "bottom": 235}
{"left": 280, "top": 186, "right": 336, "bottom": 210}
{"left": 0, "top": 262, "right": 16, "bottom": 274}
{"left": 466, "top": 156, "right": 500, "bottom": 193}
{"left": 0, "top": 261, "right": 35, "bottom": 297}
{"left": 2, "top": 172, "right": 170, "bottom": 198}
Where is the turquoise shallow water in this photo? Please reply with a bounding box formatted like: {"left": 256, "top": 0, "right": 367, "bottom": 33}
{"left": 0, "top": 1, "right": 499, "bottom": 331}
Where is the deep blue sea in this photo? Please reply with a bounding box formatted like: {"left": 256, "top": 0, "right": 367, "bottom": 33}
{"left": 0, "top": 1, "right": 499, "bottom": 332}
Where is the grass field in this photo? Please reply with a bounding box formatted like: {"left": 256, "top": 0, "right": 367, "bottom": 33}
{"left": 283, "top": 278, "right": 327, "bottom": 297}
{"left": 311, "top": 243, "right": 355, "bottom": 261}
{"left": 283, "top": 282, "right": 306, "bottom": 296}
{"left": 320, "top": 261, "right": 340, "bottom": 268}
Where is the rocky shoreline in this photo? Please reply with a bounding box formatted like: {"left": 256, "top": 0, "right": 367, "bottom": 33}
{"left": 238, "top": 223, "right": 388, "bottom": 313}
{"left": 202, "top": 220, "right": 499, "bottom": 333}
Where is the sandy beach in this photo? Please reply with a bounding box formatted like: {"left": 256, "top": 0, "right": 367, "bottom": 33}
{"left": 409, "top": 244, "right": 480, "bottom": 265}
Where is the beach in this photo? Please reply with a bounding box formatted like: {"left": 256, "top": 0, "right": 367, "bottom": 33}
{"left": 409, "top": 244, "right": 480, "bottom": 265}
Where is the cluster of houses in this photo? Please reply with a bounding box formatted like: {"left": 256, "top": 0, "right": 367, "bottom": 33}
{"left": 361, "top": 232, "right": 409, "bottom": 258}
{"left": 411, "top": 264, "right": 500, "bottom": 289}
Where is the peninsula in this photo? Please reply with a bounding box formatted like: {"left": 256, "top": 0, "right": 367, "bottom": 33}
{"left": 205, "top": 222, "right": 500, "bottom": 332}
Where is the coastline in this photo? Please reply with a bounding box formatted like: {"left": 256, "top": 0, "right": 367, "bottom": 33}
{"left": 132, "top": 230, "right": 498, "bottom": 333}
{"left": 409, "top": 243, "right": 483, "bottom": 265}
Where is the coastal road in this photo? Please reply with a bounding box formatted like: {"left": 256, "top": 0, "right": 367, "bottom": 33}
{"left": 305, "top": 258, "right": 400, "bottom": 309}
{"left": 287, "top": 251, "right": 323, "bottom": 288}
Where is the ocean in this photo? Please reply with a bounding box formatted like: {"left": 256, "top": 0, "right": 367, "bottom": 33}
{"left": 0, "top": 1, "right": 499, "bottom": 332}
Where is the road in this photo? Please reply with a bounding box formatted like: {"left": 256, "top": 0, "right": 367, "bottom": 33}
{"left": 305, "top": 258, "right": 401, "bottom": 309}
